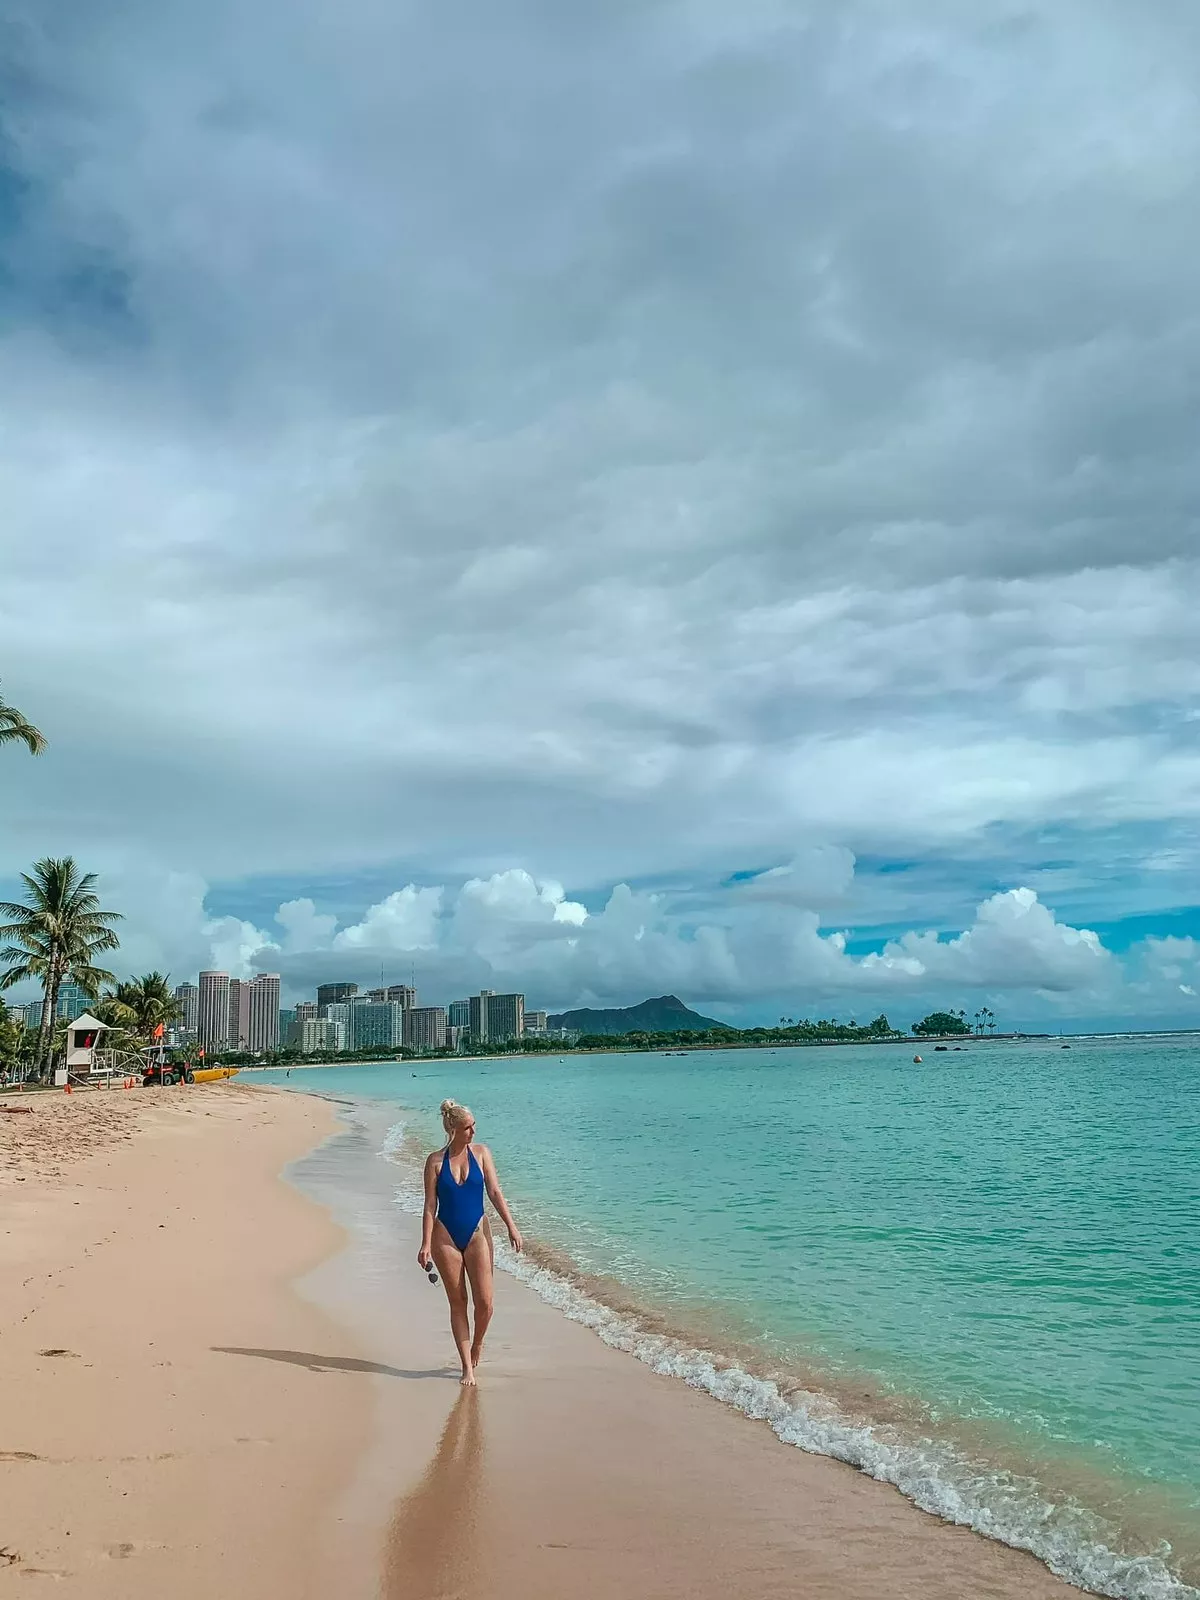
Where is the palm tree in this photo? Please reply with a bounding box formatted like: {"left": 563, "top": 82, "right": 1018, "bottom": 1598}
{"left": 0, "top": 999, "right": 24, "bottom": 1081}
{"left": 0, "top": 686, "right": 46, "bottom": 756}
{"left": 100, "top": 972, "right": 180, "bottom": 1043}
{"left": 0, "top": 858, "right": 121, "bottom": 1077}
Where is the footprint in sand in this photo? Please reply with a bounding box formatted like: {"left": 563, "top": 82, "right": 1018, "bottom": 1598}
{"left": 37, "top": 1350, "right": 77, "bottom": 1359}
{"left": 0, "top": 1450, "right": 41, "bottom": 1461}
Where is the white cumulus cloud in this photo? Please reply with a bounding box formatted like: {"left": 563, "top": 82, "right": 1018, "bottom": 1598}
{"left": 275, "top": 898, "right": 337, "bottom": 952}
{"left": 333, "top": 886, "right": 444, "bottom": 951}
{"left": 862, "top": 889, "right": 1112, "bottom": 994}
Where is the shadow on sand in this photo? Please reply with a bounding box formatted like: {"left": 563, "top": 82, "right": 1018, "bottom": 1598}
{"left": 211, "top": 1346, "right": 458, "bottom": 1380}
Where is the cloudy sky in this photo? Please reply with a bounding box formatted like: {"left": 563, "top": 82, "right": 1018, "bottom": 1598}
{"left": 3, "top": 0, "right": 1200, "bottom": 1028}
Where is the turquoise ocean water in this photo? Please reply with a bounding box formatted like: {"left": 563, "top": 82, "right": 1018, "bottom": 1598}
{"left": 267, "top": 1035, "right": 1200, "bottom": 1599}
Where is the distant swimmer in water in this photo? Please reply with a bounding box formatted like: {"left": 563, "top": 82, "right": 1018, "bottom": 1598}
{"left": 418, "top": 1099, "right": 523, "bottom": 1385}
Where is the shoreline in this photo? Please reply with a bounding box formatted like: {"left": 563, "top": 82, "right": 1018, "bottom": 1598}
{"left": 285, "top": 1093, "right": 1116, "bottom": 1600}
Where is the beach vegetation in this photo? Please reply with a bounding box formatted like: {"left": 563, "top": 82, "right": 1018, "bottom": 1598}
{"left": 912, "top": 1011, "right": 972, "bottom": 1036}
{"left": 0, "top": 685, "right": 46, "bottom": 757}
{"left": 0, "top": 858, "right": 122, "bottom": 1079}
{"left": 98, "top": 971, "right": 181, "bottom": 1043}
{"left": 0, "top": 1000, "right": 27, "bottom": 1081}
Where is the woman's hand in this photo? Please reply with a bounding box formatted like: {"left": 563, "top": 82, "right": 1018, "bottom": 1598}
{"left": 417, "top": 1244, "right": 432, "bottom": 1270}
{"left": 507, "top": 1226, "right": 524, "bottom": 1254}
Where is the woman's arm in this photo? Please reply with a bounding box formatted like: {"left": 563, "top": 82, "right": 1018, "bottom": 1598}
{"left": 418, "top": 1153, "right": 438, "bottom": 1267}
{"left": 479, "top": 1146, "right": 523, "bottom": 1252}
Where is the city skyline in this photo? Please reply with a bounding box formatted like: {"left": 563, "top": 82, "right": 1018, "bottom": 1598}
{"left": 177, "top": 972, "right": 543, "bottom": 1053}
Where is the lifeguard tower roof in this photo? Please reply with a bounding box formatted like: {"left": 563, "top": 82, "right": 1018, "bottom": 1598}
{"left": 67, "top": 1013, "right": 106, "bottom": 1034}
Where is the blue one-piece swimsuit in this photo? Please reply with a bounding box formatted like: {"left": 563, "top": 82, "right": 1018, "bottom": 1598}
{"left": 436, "top": 1145, "right": 485, "bottom": 1251}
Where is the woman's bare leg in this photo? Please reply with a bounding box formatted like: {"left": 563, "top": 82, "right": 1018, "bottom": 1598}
{"left": 463, "top": 1227, "right": 495, "bottom": 1371}
{"left": 431, "top": 1221, "right": 474, "bottom": 1384}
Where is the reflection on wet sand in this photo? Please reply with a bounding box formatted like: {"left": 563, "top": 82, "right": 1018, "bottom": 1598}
{"left": 383, "top": 1389, "right": 487, "bottom": 1599}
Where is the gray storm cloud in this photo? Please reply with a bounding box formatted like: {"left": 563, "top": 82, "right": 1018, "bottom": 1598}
{"left": 1, "top": 1, "right": 1199, "bottom": 1021}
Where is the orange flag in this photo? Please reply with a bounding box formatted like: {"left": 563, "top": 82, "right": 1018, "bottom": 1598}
{"left": 153, "top": 1022, "right": 165, "bottom": 1039}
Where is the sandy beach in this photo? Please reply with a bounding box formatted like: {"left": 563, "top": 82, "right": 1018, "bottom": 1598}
{"left": 2, "top": 1083, "right": 1091, "bottom": 1599}
{"left": 0, "top": 1083, "right": 370, "bottom": 1596}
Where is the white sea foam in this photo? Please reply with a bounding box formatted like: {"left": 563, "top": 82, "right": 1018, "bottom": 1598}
{"left": 383, "top": 1142, "right": 1197, "bottom": 1600}
{"left": 381, "top": 1119, "right": 407, "bottom": 1160}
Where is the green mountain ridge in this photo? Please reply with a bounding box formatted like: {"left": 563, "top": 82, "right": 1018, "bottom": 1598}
{"left": 546, "top": 994, "right": 732, "bottom": 1036}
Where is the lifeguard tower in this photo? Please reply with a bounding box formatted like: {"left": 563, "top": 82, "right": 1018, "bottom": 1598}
{"left": 58, "top": 1013, "right": 110, "bottom": 1086}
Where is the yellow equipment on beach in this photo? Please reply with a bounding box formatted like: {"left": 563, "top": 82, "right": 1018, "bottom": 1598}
{"left": 191, "top": 1066, "right": 240, "bottom": 1083}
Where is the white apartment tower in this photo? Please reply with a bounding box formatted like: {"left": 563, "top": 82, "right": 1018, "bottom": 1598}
{"left": 249, "top": 973, "right": 281, "bottom": 1052}
{"left": 197, "top": 971, "right": 231, "bottom": 1052}
{"left": 228, "top": 979, "right": 251, "bottom": 1049}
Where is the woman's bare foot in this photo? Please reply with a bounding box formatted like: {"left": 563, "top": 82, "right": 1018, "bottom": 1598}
{"left": 460, "top": 1365, "right": 476, "bottom": 1387}
{"left": 470, "top": 1340, "right": 485, "bottom": 1370}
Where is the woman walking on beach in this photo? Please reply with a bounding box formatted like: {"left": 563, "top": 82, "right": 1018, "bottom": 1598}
{"left": 418, "top": 1099, "right": 523, "bottom": 1385}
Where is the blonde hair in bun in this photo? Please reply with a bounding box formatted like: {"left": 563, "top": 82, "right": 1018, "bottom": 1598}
{"left": 441, "top": 1098, "right": 473, "bottom": 1135}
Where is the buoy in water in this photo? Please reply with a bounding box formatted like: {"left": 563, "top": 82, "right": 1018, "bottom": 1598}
{"left": 912, "top": 1054, "right": 923, "bottom": 1063}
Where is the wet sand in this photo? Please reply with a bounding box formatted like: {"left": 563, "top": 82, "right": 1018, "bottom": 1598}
{"left": 374, "top": 1257, "right": 1089, "bottom": 1600}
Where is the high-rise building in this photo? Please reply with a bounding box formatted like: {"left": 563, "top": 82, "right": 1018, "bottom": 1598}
{"left": 317, "top": 982, "right": 357, "bottom": 1009}
{"left": 55, "top": 981, "right": 89, "bottom": 1021}
{"left": 367, "top": 984, "right": 418, "bottom": 1007}
{"left": 468, "top": 990, "right": 494, "bottom": 1041}
{"left": 467, "top": 991, "right": 524, "bottom": 1042}
{"left": 446, "top": 1024, "right": 465, "bottom": 1052}
{"left": 249, "top": 973, "right": 280, "bottom": 1051}
{"left": 403, "top": 1006, "right": 446, "bottom": 1051}
{"left": 322, "top": 1001, "right": 352, "bottom": 1033}
{"left": 294, "top": 1001, "right": 318, "bottom": 1021}
{"left": 174, "top": 982, "right": 199, "bottom": 1034}
{"left": 349, "top": 1001, "right": 404, "bottom": 1051}
{"left": 286, "top": 1017, "right": 346, "bottom": 1053}
{"left": 524, "top": 1010, "right": 548, "bottom": 1037}
{"left": 486, "top": 993, "right": 524, "bottom": 1042}
{"left": 198, "top": 972, "right": 231, "bottom": 1052}
{"left": 227, "top": 979, "right": 251, "bottom": 1049}
{"left": 448, "top": 999, "right": 470, "bottom": 1030}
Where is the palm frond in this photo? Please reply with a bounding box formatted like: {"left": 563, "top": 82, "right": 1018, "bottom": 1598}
{"left": 0, "top": 687, "right": 46, "bottom": 756}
